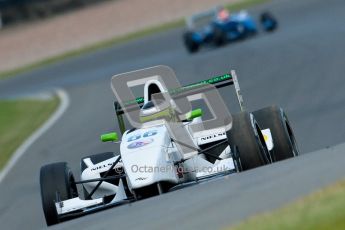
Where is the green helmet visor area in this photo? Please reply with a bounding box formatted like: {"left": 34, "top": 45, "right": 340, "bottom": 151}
{"left": 139, "top": 107, "right": 203, "bottom": 123}
{"left": 139, "top": 107, "right": 178, "bottom": 123}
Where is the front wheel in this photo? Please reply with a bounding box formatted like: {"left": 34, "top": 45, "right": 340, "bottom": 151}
{"left": 40, "top": 162, "right": 78, "bottom": 226}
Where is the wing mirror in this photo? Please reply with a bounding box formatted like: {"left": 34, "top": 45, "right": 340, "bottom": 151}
{"left": 100, "top": 132, "right": 119, "bottom": 142}
{"left": 186, "top": 108, "right": 203, "bottom": 121}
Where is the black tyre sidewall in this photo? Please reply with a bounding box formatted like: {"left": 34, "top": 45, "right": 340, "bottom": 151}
{"left": 40, "top": 162, "right": 76, "bottom": 226}
{"left": 253, "top": 105, "right": 299, "bottom": 161}
{"left": 227, "top": 111, "right": 270, "bottom": 170}
{"left": 183, "top": 31, "right": 199, "bottom": 53}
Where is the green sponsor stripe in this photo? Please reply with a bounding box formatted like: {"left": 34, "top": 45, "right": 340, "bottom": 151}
{"left": 122, "top": 73, "right": 232, "bottom": 107}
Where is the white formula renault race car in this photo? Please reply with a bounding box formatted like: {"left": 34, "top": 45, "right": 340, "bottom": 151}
{"left": 39, "top": 66, "right": 299, "bottom": 226}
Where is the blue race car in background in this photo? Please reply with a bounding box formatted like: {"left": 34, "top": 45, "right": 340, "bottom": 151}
{"left": 183, "top": 7, "right": 278, "bottom": 53}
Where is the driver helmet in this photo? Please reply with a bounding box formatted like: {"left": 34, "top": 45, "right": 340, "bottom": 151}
{"left": 217, "top": 7, "right": 230, "bottom": 21}
{"left": 139, "top": 100, "right": 178, "bottom": 123}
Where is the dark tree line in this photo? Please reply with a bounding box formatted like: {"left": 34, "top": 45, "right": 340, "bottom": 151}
{"left": 0, "top": 0, "right": 109, "bottom": 27}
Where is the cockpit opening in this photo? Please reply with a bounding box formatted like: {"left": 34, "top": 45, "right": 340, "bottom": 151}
{"left": 147, "top": 83, "right": 161, "bottom": 101}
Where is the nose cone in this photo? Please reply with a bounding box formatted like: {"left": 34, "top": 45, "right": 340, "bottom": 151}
{"left": 120, "top": 126, "right": 178, "bottom": 188}
{"left": 124, "top": 145, "right": 178, "bottom": 189}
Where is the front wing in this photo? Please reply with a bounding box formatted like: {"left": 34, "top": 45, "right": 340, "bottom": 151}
{"left": 54, "top": 168, "right": 236, "bottom": 222}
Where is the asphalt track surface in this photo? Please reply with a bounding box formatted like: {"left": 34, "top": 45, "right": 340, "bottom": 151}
{"left": 0, "top": 0, "right": 345, "bottom": 229}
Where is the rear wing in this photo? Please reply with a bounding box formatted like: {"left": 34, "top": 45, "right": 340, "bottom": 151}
{"left": 114, "top": 70, "right": 244, "bottom": 134}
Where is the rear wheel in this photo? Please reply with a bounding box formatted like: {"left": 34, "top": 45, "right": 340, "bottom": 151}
{"left": 260, "top": 11, "right": 278, "bottom": 32}
{"left": 253, "top": 105, "right": 299, "bottom": 161}
{"left": 40, "top": 162, "right": 77, "bottom": 226}
{"left": 232, "top": 145, "right": 243, "bottom": 172}
{"left": 227, "top": 111, "right": 271, "bottom": 170}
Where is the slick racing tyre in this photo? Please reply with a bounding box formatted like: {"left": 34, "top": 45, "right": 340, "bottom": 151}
{"left": 253, "top": 105, "right": 299, "bottom": 161}
{"left": 40, "top": 162, "right": 78, "bottom": 226}
{"left": 227, "top": 111, "right": 271, "bottom": 170}
{"left": 260, "top": 11, "right": 278, "bottom": 32}
{"left": 81, "top": 152, "right": 115, "bottom": 199}
{"left": 183, "top": 31, "right": 199, "bottom": 53}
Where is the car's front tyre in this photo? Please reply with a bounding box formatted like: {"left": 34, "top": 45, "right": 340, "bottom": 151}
{"left": 40, "top": 162, "right": 78, "bottom": 226}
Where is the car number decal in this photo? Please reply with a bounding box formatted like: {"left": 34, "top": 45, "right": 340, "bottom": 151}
{"left": 127, "top": 130, "right": 157, "bottom": 142}
{"left": 143, "top": 130, "right": 157, "bottom": 137}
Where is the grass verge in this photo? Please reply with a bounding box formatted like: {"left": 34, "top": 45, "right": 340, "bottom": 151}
{"left": 0, "top": 0, "right": 269, "bottom": 80}
{"left": 0, "top": 97, "right": 59, "bottom": 170}
{"left": 228, "top": 179, "right": 345, "bottom": 230}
